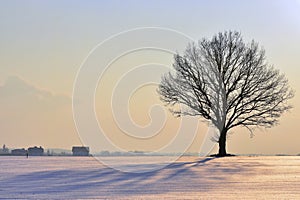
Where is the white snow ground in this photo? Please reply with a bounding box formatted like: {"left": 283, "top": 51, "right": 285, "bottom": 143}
{"left": 0, "top": 156, "right": 300, "bottom": 199}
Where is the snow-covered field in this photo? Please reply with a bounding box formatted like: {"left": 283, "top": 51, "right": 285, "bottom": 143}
{"left": 0, "top": 156, "right": 300, "bottom": 199}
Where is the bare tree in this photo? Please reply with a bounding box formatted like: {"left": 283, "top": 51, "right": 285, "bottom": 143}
{"left": 158, "top": 31, "right": 294, "bottom": 157}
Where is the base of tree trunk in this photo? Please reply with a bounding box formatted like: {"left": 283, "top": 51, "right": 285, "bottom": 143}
{"left": 209, "top": 153, "right": 236, "bottom": 157}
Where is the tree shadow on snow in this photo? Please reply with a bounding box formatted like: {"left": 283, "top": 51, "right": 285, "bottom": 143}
{"left": 0, "top": 157, "right": 268, "bottom": 198}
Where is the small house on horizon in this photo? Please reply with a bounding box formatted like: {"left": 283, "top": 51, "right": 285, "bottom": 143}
{"left": 72, "top": 146, "right": 89, "bottom": 156}
{"left": 11, "top": 148, "right": 27, "bottom": 156}
{"left": 28, "top": 146, "right": 44, "bottom": 156}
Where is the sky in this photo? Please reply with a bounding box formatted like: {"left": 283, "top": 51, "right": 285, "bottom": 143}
{"left": 0, "top": 0, "right": 300, "bottom": 155}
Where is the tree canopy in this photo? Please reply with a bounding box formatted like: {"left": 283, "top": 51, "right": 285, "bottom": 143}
{"left": 158, "top": 31, "right": 294, "bottom": 156}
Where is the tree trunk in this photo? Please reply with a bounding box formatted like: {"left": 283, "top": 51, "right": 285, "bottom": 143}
{"left": 218, "top": 128, "right": 227, "bottom": 157}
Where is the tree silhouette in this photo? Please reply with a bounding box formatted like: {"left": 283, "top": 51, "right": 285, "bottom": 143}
{"left": 158, "top": 31, "right": 294, "bottom": 157}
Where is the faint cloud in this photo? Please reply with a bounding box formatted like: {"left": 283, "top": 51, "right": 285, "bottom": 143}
{"left": 0, "top": 75, "right": 70, "bottom": 113}
{"left": 0, "top": 75, "right": 79, "bottom": 148}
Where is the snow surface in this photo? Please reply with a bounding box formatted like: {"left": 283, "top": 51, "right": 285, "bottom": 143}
{"left": 0, "top": 156, "right": 300, "bottom": 199}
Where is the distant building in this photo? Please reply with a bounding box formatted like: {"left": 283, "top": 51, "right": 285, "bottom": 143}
{"left": 0, "top": 144, "right": 9, "bottom": 154}
{"left": 72, "top": 146, "right": 89, "bottom": 156}
{"left": 28, "top": 146, "right": 44, "bottom": 156}
{"left": 11, "top": 148, "right": 27, "bottom": 156}
{"left": 100, "top": 150, "right": 110, "bottom": 156}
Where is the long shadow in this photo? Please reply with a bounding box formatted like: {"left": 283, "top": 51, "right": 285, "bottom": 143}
{"left": 0, "top": 156, "right": 265, "bottom": 198}
{"left": 160, "top": 157, "right": 216, "bottom": 180}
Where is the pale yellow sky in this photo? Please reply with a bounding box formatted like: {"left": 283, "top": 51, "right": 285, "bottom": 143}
{"left": 0, "top": 0, "right": 299, "bottom": 155}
